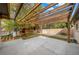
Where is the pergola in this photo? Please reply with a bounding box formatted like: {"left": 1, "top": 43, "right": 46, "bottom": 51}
{"left": 0, "top": 3, "right": 79, "bottom": 43}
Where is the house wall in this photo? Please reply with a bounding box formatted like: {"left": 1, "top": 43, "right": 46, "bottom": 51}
{"left": 41, "top": 29, "right": 63, "bottom": 36}
{"left": 74, "top": 20, "right": 79, "bottom": 43}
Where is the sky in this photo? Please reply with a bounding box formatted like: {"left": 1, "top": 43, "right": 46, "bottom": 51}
{"left": 41, "top": 3, "right": 49, "bottom": 7}
{"left": 41, "top": 3, "right": 65, "bottom": 12}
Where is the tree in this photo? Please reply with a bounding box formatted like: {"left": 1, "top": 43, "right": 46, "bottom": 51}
{"left": 1, "top": 20, "right": 17, "bottom": 33}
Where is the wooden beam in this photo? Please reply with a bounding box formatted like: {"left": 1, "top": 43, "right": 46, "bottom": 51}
{"left": 20, "top": 3, "right": 57, "bottom": 23}
{"left": 27, "top": 3, "right": 71, "bottom": 22}
{"left": 14, "top": 3, "right": 23, "bottom": 20}
{"left": 67, "top": 18, "right": 71, "bottom": 43}
{"left": 8, "top": 3, "right": 10, "bottom": 19}
{"left": 17, "top": 3, "right": 72, "bottom": 25}
{"left": 70, "top": 3, "right": 79, "bottom": 23}
{"left": 67, "top": 9, "right": 72, "bottom": 43}
{"left": 18, "top": 3, "right": 41, "bottom": 21}
{"left": 35, "top": 11, "right": 70, "bottom": 25}
{"left": 39, "top": 3, "right": 70, "bottom": 18}
{"left": 67, "top": 4, "right": 79, "bottom": 43}
{"left": 24, "top": 3, "right": 57, "bottom": 21}
{"left": 32, "top": 15, "right": 68, "bottom": 25}
{"left": 0, "top": 3, "right": 9, "bottom": 19}
{"left": 27, "top": 5, "right": 73, "bottom": 23}
{"left": 22, "top": 10, "right": 70, "bottom": 24}
{"left": 48, "top": 3, "right": 70, "bottom": 13}
{"left": 38, "top": 11, "right": 70, "bottom": 21}
{"left": 39, "top": 5, "right": 73, "bottom": 19}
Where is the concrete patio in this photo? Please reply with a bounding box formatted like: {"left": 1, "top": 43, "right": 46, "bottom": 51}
{"left": 0, "top": 36, "right": 79, "bottom": 55}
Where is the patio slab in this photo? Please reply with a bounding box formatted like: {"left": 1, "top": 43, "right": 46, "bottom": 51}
{"left": 0, "top": 36, "right": 79, "bottom": 55}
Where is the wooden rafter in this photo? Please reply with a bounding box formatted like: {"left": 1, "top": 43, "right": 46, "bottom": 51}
{"left": 0, "top": 3, "right": 9, "bottom": 19}
{"left": 14, "top": 3, "right": 23, "bottom": 20}
{"left": 39, "top": 3, "right": 70, "bottom": 17}
{"left": 70, "top": 3, "right": 79, "bottom": 22}
{"left": 8, "top": 3, "right": 10, "bottom": 19}
{"left": 9, "top": 3, "right": 22, "bottom": 19}
{"left": 27, "top": 5, "right": 73, "bottom": 23}
{"left": 18, "top": 3, "right": 41, "bottom": 21}
{"left": 35, "top": 11, "right": 70, "bottom": 25}
{"left": 24, "top": 3, "right": 70, "bottom": 23}
{"left": 17, "top": 3, "right": 73, "bottom": 25}
{"left": 22, "top": 3, "right": 57, "bottom": 22}
{"left": 31, "top": 13, "right": 69, "bottom": 25}
{"left": 27, "top": 11, "right": 69, "bottom": 24}
{"left": 39, "top": 5, "right": 73, "bottom": 19}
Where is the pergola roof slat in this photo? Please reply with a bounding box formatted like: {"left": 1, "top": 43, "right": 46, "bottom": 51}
{"left": 18, "top": 3, "right": 41, "bottom": 21}
{"left": 24, "top": 3, "right": 57, "bottom": 22}
{"left": 19, "top": 3, "right": 57, "bottom": 22}
{"left": 39, "top": 5, "right": 73, "bottom": 19}
{"left": 24, "top": 3, "right": 70, "bottom": 23}
{"left": 36, "top": 11, "right": 70, "bottom": 25}
{"left": 40, "top": 3, "right": 70, "bottom": 17}
{"left": 27, "top": 5, "right": 73, "bottom": 23}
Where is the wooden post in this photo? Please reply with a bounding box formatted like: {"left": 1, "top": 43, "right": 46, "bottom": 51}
{"left": 67, "top": 19, "right": 71, "bottom": 43}
{"left": 39, "top": 25, "right": 42, "bottom": 34}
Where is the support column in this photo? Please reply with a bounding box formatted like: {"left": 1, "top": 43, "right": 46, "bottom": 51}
{"left": 39, "top": 25, "right": 42, "bottom": 34}
{"left": 0, "top": 19, "right": 1, "bottom": 42}
{"left": 67, "top": 19, "right": 71, "bottom": 43}
{"left": 0, "top": 19, "right": 3, "bottom": 48}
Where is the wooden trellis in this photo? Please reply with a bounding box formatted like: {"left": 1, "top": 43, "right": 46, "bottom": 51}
{"left": 0, "top": 3, "right": 77, "bottom": 43}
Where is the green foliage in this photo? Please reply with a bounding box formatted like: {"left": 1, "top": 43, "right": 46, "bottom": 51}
{"left": 43, "top": 22, "right": 67, "bottom": 29}
{"left": 1, "top": 20, "right": 17, "bottom": 32}
{"left": 18, "top": 22, "right": 36, "bottom": 30}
